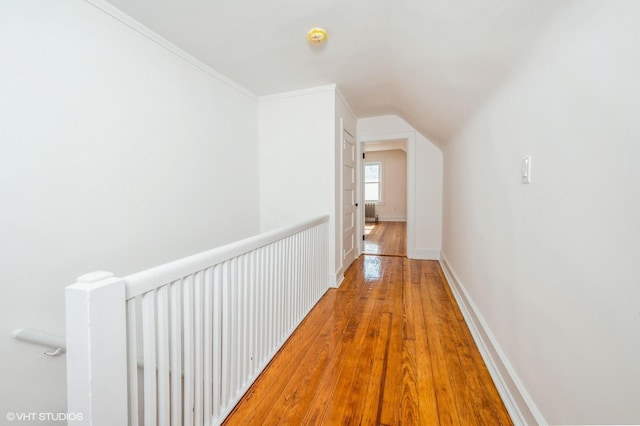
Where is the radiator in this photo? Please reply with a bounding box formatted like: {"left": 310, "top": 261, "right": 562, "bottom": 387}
{"left": 365, "top": 202, "right": 378, "bottom": 222}
{"left": 66, "top": 215, "right": 330, "bottom": 426}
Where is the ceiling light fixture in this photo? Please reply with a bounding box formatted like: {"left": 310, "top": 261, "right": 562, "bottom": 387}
{"left": 307, "top": 27, "right": 328, "bottom": 44}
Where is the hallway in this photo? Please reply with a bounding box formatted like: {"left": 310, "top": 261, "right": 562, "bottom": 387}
{"left": 224, "top": 255, "right": 511, "bottom": 425}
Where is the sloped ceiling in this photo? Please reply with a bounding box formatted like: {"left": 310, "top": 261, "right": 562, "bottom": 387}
{"left": 102, "top": 0, "right": 567, "bottom": 145}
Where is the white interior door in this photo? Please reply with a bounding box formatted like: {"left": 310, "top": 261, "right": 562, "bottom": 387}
{"left": 342, "top": 130, "right": 357, "bottom": 267}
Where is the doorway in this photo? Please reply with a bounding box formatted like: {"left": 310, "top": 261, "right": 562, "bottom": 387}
{"left": 342, "top": 128, "right": 357, "bottom": 268}
{"left": 361, "top": 140, "right": 408, "bottom": 256}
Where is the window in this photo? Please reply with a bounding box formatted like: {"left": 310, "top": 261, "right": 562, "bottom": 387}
{"left": 365, "top": 162, "right": 382, "bottom": 201}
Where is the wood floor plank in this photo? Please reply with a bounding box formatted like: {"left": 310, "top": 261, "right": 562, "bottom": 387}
{"left": 258, "top": 299, "right": 353, "bottom": 425}
{"left": 424, "top": 270, "right": 479, "bottom": 426}
{"left": 409, "top": 262, "right": 441, "bottom": 425}
{"left": 298, "top": 337, "right": 345, "bottom": 425}
{"left": 360, "top": 311, "right": 391, "bottom": 425}
{"left": 324, "top": 257, "right": 398, "bottom": 423}
{"left": 420, "top": 267, "right": 461, "bottom": 426}
{"left": 401, "top": 338, "right": 421, "bottom": 425}
{"left": 298, "top": 262, "right": 376, "bottom": 425}
{"left": 402, "top": 257, "right": 416, "bottom": 341}
{"left": 342, "top": 295, "right": 392, "bottom": 424}
{"left": 223, "top": 255, "right": 512, "bottom": 426}
{"left": 323, "top": 295, "right": 379, "bottom": 424}
{"left": 434, "top": 263, "right": 513, "bottom": 426}
{"left": 378, "top": 257, "right": 404, "bottom": 426}
{"left": 364, "top": 221, "right": 406, "bottom": 256}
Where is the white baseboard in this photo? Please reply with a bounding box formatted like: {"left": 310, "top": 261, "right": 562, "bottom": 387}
{"left": 439, "top": 254, "right": 547, "bottom": 426}
{"left": 328, "top": 272, "right": 344, "bottom": 289}
{"left": 409, "top": 249, "right": 440, "bottom": 260}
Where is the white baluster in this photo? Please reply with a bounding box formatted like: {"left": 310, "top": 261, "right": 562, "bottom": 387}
{"left": 183, "top": 275, "right": 194, "bottom": 426}
{"left": 194, "top": 270, "right": 204, "bottom": 426}
{"left": 156, "top": 285, "right": 170, "bottom": 425}
{"left": 141, "top": 290, "right": 157, "bottom": 426}
{"left": 203, "top": 267, "right": 213, "bottom": 426}
{"left": 126, "top": 298, "right": 139, "bottom": 426}
{"left": 211, "top": 265, "right": 222, "bottom": 420}
{"left": 169, "top": 279, "right": 182, "bottom": 426}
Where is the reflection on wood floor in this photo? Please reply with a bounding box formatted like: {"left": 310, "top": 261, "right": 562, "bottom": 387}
{"left": 223, "top": 256, "right": 512, "bottom": 425}
{"left": 364, "top": 221, "right": 406, "bottom": 256}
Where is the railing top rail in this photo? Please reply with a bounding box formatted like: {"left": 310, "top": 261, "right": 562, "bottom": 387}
{"left": 124, "top": 214, "right": 329, "bottom": 299}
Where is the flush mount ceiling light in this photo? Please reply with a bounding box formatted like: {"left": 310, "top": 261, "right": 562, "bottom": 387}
{"left": 307, "top": 27, "right": 328, "bottom": 44}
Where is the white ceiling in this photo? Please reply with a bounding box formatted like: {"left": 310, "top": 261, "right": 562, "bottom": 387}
{"left": 105, "top": 0, "right": 567, "bottom": 145}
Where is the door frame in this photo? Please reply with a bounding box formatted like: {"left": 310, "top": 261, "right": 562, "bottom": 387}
{"left": 357, "top": 132, "right": 416, "bottom": 258}
{"left": 341, "top": 125, "right": 357, "bottom": 268}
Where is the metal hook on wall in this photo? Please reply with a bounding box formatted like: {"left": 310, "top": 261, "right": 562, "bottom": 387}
{"left": 44, "top": 348, "right": 65, "bottom": 357}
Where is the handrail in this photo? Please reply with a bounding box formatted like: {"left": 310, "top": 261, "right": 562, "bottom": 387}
{"left": 12, "top": 327, "right": 156, "bottom": 371}
{"left": 13, "top": 328, "right": 66, "bottom": 356}
{"left": 125, "top": 214, "right": 330, "bottom": 299}
{"left": 12, "top": 328, "right": 160, "bottom": 370}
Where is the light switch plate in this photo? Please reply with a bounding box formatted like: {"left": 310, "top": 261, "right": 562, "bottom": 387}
{"left": 521, "top": 156, "right": 532, "bottom": 183}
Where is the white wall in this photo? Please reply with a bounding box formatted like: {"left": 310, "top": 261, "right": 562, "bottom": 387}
{"left": 414, "top": 132, "right": 443, "bottom": 259}
{"left": 258, "top": 86, "right": 338, "bottom": 283}
{"left": 259, "top": 86, "right": 357, "bottom": 287}
{"left": 441, "top": 1, "right": 640, "bottom": 424}
{"left": 0, "top": 0, "right": 260, "bottom": 416}
{"left": 358, "top": 116, "right": 443, "bottom": 259}
{"left": 364, "top": 149, "right": 407, "bottom": 221}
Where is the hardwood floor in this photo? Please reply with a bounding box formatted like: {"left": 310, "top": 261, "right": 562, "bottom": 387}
{"left": 364, "top": 221, "right": 406, "bottom": 256}
{"left": 223, "top": 256, "right": 512, "bottom": 425}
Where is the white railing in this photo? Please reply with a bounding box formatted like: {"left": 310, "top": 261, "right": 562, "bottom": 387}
{"left": 66, "top": 215, "right": 329, "bottom": 426}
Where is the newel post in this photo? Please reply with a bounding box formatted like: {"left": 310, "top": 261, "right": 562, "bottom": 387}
{"left": 66, "top": 271, "right": 128, "bottom": 425}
